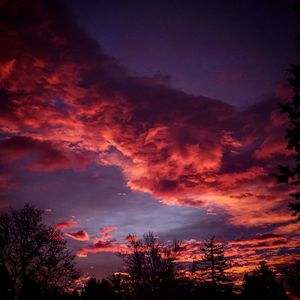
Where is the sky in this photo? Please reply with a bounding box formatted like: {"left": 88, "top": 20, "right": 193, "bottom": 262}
{"left": 0, "top": 0, "right": 300, "bottom": 280}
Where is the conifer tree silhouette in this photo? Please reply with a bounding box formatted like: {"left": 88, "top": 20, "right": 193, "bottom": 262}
{"left": 200, "top": 236, "right": 229, "bottom": 285}
{"left": 241, "top": 261, "right": 287, "bottom": 300}
{"left": 275, "top": 4, "right": 300, "bottom": 219}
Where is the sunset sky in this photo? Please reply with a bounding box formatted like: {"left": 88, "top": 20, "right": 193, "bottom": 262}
{"left": 0, "top": 0, "right": 300, "bottom": 280}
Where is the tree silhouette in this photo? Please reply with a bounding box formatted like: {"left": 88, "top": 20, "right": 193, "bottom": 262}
{"left": 192, "top": 237, "right": 233, "bottom": 300}
{"left": 275, "top": 4, "right": 300, "bottom": 219}
{"left": 81, "top": 277, "right": 119, "bottom": 300}
{"left": 120, "top": 232, "right": 180, "bottom": 299}
{"left": 241, "top": 261, "right": 287, "bottom": 300}
{"left": 280, "top": 260, "right": 300, "bottom": 299}
{"left": 0, "top": 263, "right": 13, "bottom": 300}
{"left": 0, "top": 204, "right": 80, "bottom": 299}
{"left": 199, "top": 237, "right": 229, "bottom": 285}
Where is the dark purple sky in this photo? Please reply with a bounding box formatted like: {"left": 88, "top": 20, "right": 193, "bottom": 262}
{"left": 65, "top": 0, "right": 298, "bottom": 106}
{"left": 0, "top": 0, "right": 300, "bottom": 280}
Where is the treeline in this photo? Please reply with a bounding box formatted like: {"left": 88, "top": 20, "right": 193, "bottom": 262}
{"left": 78, "top": 233, "right": 289, "bottom": 300}
{"left": 0, "top": 205, "right": 299, "bottom": 300}
{"left": 79, "top": 262, "right": 286, "bottom": 300}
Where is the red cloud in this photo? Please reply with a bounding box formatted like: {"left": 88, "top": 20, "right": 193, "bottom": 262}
{"left": 77, "top": 225, "right": 124, "bottom": 257}
{"left": 0, "top": 2, "right": 298, "bottom": 283}
{"left": 0, "top": 59, "right": 16, "bottom": 83}
{"left": 253, "top": 134, "right": 294, "bottom": 160}
{"left": 99, "top": 226, "right": 118, "bottom": 236}
{"left": 54, "top": 219, "right": 78, "bottom": 231}
{"left": 0, "top": 0, "right": 296, "bottom": 229}
{"left": 77, "top": 239, "right": 128, "bottom": 257}
{"left": 65, "top": 230, "right": 90, "bottom": 241}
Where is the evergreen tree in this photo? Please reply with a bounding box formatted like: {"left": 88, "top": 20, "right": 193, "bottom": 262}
{"left": 241, "top": 261, "right": 287, "bottom": 300}
{"left": 193, "top": 237, "right": 233, "bottom": 300}
{"left": 200, "top": 237, "right": 229, "bottom": 285}
{"left": 280, "top": 261, "right": 300, "bottom": 300}
{"left": 275, "top": 4, "right": 300, "bottom": 219}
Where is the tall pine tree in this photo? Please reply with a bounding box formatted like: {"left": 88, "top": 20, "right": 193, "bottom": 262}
{"left": 192, "top": 237, "right": 233, "bottom": 299}
{"left": 200, "top": 237, "right": 229, "bottom": 285}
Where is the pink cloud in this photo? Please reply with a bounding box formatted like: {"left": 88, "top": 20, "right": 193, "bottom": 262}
{"left": 99, "top": 226, "right": 118, "bottom": 237}
{"left": 77, "top": 225, "right": 124, "bottom": 257}
{"left": 253, "top": 136, "right": 293, "bottom": 160}
{"left": 77, "top": 239, "right": 128, "bottom": 257}
{"left": 65, "top": 230, "right": 90, "bottom": 241}
{"left": 0, "top": 59, "right": 16, "bottom": 83}
{"left": 54, "top": 219, "right": 78, "bottom": 231}
{"left": 0, "top": 0, "right": 296, "bottom": 230}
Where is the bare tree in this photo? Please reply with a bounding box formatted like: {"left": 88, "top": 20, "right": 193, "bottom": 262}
{"left": 0, "top": 204, "right": 80, "bottom": 298}
{"left": 120, "top": 232, "right": 180, "bottom": 299}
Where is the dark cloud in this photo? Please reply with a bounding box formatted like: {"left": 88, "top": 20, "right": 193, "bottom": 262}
{"left": 0, "top": 136, "right": 93, "bottom": 171}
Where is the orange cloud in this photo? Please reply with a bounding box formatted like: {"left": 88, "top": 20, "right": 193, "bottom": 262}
{"left": 273, "top": 222, "right": 300, "bottom": 235}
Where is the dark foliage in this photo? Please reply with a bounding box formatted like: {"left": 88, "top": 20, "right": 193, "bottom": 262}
{"left": 200, "top": 236, "right": 230, "bottom": 285}
{"left": 192, "top": 236, "right": 234, "bottom": 300}
{"left": 0, "top": 204, "right": 80, "bottom": 300}
{"left": 118, "top": 232, "right": 181, "bottom": 300}
{"left": 279, "top": 260, "right": 300, "bottom": 299}
{"left": 275, "top": 4, "right": 300, "bottom": 219}
{"left": 241, "top": 261, "right": 287, "bottom": 300}
{"left": 81, "top": 278, "right": 120, "bottom": 300}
